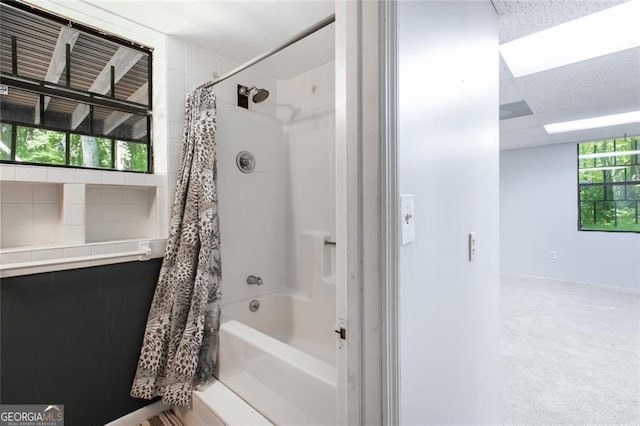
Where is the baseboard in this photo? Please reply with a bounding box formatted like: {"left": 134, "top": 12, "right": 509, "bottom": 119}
{"left": 500, "top": 272, "right": 640, "bottom": 295}
{"left": 104, "top": 401, "right": 170, "bottom": 426}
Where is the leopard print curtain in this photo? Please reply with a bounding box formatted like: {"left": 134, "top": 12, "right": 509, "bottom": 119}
{"left": 130, "top": 87, "right": 222, "bottom": 407}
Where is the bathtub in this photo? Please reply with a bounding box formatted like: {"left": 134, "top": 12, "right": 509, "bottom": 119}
{"left": 175, "top": 231, "right": 337, "bottom": 424}
{"left": 179, "top": 291, "right": 337, "bottom": 425}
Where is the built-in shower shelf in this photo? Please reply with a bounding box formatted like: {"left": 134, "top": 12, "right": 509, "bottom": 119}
{"left": 0, "top": 164, "right": 168, "bottom": 277}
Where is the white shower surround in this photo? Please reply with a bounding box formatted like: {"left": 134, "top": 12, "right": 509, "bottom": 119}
{"left": 174, "top": 59, "right": 338, "bottom": 423}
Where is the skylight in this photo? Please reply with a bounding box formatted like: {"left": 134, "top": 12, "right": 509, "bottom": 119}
{"left": 500, "top": 0, "right": 640, "bottom": 77}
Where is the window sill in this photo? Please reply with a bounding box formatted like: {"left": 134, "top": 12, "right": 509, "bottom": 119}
{"left": 0, "top": 238, "right": 166, "bottom": 278}
{"left": 0, "top": 164, "right": 165, "bottom": 186}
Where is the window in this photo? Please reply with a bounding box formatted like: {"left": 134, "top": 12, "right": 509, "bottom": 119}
{"left": 578, "top": 136, "right": 640, "bottom": 232}
{"left": 0, "top": 0, "right": 153, "bottom": 172}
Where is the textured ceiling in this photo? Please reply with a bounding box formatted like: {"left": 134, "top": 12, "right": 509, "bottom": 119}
{"left": 496, "top": 0, "right": 628, "bottom": 43}
{"left": 496, "top": 0, "right": 640, "bottom": 151}
{"left": 78, "top": 0, "right": 335, "bottom": 80}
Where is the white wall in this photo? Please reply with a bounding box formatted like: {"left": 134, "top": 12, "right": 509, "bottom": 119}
{"left": 501, "top": 143, "right": 640, "bottom": 291}
{"left": 397, "top": 1, "right": 501, "bottom": 424}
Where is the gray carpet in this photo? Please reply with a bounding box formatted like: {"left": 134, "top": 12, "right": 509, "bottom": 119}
{"left": 501, "top": 274, "right": 640, "bottom": 425}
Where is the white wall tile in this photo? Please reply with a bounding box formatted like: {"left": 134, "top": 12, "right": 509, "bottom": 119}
{"left": 156, "top": 189, "right": 168, "bottom": 237}
{"left": 32, "top": 248, "right": 65, "bottom": 261}
{"left": 63, "top": 206, "right": 85, "bottom": 226}
{"left": 102, "top": 222, "right": 124, "bottom": 240}
{"left": 33, "top": 184, "right": 62, "bottom": 203}
{"left": 116, "top": 241, "right": 139, "bottom": 252}
{"left": 102, "top": 171, "right": 126, "bottom": 185}
{"left": 0, "top": 165, "right": 16, "bottom": 180}
{"left": 2, "top": 224, "right": 33, "bottom": 248}
{"left": 90, "top": 243, "right": 117, "bottom": 255}
{"left": 2, "top": 203, "right": 33, "bottom": 224}
{"left": 168, "top": 86, "right": 186, "bottom": 108}
{"left": 168, "top": 123, "right": 183, "bottom": 142}
{"left": 85, "top": 223, "right": 101, "bottom": 243}
{"left": 64, "top": 225, "right": 85, "bottom": 245}
{"left": 122, "top": 203, "right": 139, "bottom": 218}
{"left": 102, "top": 204, "right": 124, "bottom": 223}
{"left": 33, "top": 223, "right": 61, "bottom": 245}
{"left": 146, "top": 174, "right": 166, "bottom": 186}
{"left": 125, "top": 173, "right": 147, "bottom": 186}
{"left": 101, "top": 187, "right": 122, "bottom": 204}
{"left": 167, "top": 42, "right": 185, "bottom": 72}
{"left": 76, "top": 169, "right": 103, "bottom": 184}
{"left": 85, "top": 204, "right": 102, "bottom": 224}
{"left": 15, "top": 166, "right": 47, "bottom": 182}
{"left": 33, "top": 204, "right": 62, "bottom": 224}
{"left": 63, "top": 184, "right": 85, "bottom": 205}
{"left": 85, "top": 186, "right": 101, "bottom": 204}
{"left": 168, "top": 105, "right": 186, "bottom": 124}
{"left": 47, "top": 168, "right": 77, "bottom": 183}
{"left": 1, "top": 183, "right": 33, "bottom": 203}
{"left": 63, "top": 246, "right": 91, "bottom": 258}
{"left": 0, "top": 251, "right": 33, "bottom": 265}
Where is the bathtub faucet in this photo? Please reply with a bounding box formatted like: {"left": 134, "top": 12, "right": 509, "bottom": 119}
{"left": 246, "top": 275, "right": 263, "bottom": 286}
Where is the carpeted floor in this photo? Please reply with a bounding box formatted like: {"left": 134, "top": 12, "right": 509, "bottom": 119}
{"left": 138, "top": 410, "right": 183, "bottom": 426}
{"left": 501, "top": 274, "right": 640, "bottom": 425}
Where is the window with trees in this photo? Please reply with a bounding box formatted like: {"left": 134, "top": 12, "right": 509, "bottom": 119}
{"left": 578, "top": 136, "right": 640, "bottom": 232}
{"left": 0, "top": 0, "right": 152, "bottom": 172}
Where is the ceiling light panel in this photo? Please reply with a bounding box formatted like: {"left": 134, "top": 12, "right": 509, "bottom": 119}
{"left": 544, "top": 111, "right": 640, "bottom": 134}
{"left": 500, "top": 0, "right": 640, "bottom": 77}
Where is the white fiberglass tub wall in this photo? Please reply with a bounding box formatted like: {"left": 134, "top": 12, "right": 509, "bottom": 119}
{"left": 213, "top": 91, "right": 337, "bottom": 425}
{"left": 191, "top": 233, "right": 337, "bottom": 426}
{"left": 216, "top": 101, "right": 288, "bottom": 303}
{"left": 219, "top": 244, "right": 337, "bottom": 425}
{"left": 217, "top": 232, "right": 337, "bottom": 425}
{"left": 278, "top": 61, "right": 337, "bottom": 296}
{"left": 222, "top": 231, "right": 337, "bottom": 363}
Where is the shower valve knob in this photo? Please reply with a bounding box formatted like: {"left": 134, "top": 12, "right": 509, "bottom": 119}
{"left": 246, "top": 275, "right": 263, "bottom": 286}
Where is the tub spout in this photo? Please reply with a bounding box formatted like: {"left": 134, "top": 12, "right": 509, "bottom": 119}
{"left": 246, "top": 275, "right": 263, "bottom": 286}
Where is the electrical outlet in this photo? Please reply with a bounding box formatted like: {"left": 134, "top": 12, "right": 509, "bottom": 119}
{"left": 549, "top": 250, "right": 557, "bottom": 260}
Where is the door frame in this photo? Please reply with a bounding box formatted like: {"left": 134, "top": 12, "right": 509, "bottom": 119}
{"left": 335, "top": 0, "right": 398, "bottom": 424}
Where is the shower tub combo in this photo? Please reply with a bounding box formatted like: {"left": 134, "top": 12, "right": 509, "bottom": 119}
{"left": 171, "top": 12, "right": 338, "bottom": 423}
{"left": 175, "top": 233, "right": 337, "bottom": 425}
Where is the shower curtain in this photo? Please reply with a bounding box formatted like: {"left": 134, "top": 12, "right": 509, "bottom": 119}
{"left": 130, "top": 87, "right": 222, "bottom": 407}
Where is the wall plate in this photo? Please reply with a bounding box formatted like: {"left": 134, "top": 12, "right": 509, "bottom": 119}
{"left": 400, "top": 194, "right": 415, "bottom": 245}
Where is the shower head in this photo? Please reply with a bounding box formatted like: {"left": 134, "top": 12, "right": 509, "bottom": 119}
{"left": 239, "top": 86, "right": 270, "bottom": 104}
{"left": 252, "top": 88, "right": 270, "bottom": 103}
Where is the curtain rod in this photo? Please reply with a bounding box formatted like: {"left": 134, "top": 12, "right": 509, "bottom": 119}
{"left": 199, "top": 13, "right": 335, "bottom": 89}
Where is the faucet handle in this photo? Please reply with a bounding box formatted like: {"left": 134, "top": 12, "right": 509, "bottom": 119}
{"left": 246, "top": 275, "right": 263, "bottom": 286}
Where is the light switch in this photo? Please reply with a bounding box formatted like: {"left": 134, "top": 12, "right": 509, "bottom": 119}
{"left": 400, "top": 194, "right": 415, "bottom": 245}
{"left": 469, "top": 232, "right": 476, "bottom": 261}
